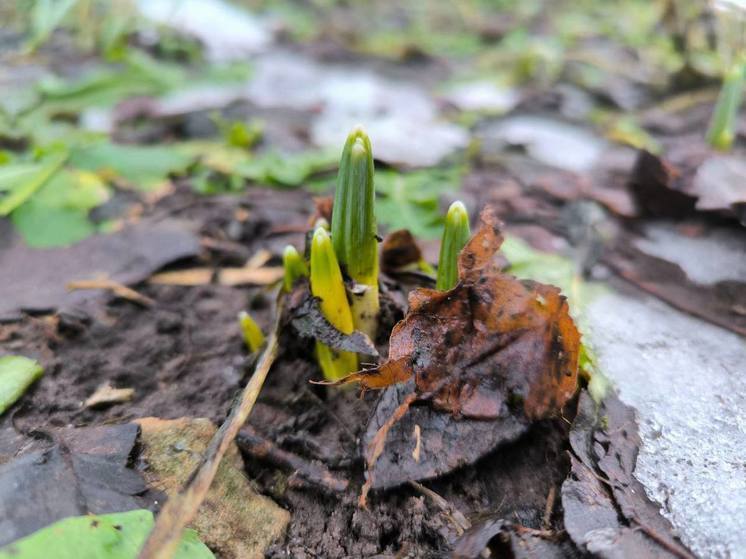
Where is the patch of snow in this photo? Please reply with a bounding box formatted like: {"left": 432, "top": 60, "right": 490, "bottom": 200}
{"left": 635, "top": 223, "right": 746, "bottom": 285}
{"left": 586, "top": 291, "right": 746, "bottom": 559}
{"left": 692, "top": 155, "right": 746, "bottom": 211}
{"left": 441, "top": 81, "right": 520, "bottom": 113}
{"left": 481, "top": 115, "right": 606, "bottom": 172}
{"left": 246, "top": 52, "right": 468, "bottom": 167}
{"left": 136, "top": 0, "right": 271, "bottom": 62}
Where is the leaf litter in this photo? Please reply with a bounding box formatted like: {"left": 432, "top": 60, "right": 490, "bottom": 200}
{"left": 329, "top": 207, "right": 581, "bottom": 501}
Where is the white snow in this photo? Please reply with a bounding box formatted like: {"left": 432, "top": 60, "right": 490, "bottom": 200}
{"left": 137, "top": 0, "right": 272, "bottom": 62}
{"left": 634, "top": 223, "right": 746, "bottom": 285}
{"left": 586, "top": 291, "right": 746, "bottom": 558}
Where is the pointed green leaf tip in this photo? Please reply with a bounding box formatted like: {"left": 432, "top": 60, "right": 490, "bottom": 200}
{"left": 238, "top": 311, "right": 265, "bottom": 353}
{"left": 436, "top": 201, "right": 471, "bottom": 291}
{"left": 282, "top": 245, "right": 308, "bottom": 292}
{"left": 331, "top": 127, "right": 378, "bottom": 287}
{"left": 310, "top": 227, "right": 357, "bottom": 380}
{"left": 706, "top": 58, "right": 745, "bottom": 151}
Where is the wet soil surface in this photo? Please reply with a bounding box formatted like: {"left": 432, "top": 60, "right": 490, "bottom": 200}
{"left": 0, "top": 184, "right": 582, "bottom": 558}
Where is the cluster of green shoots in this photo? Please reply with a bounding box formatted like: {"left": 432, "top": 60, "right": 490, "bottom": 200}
{"left": 240, "top": 127, "right": 473, "bottom": 380}
{"left": 707, "top": 0, "right": 746, "bottom": 151}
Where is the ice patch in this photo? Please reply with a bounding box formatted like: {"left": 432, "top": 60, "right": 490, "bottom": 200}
{"left": 137, "top": 0, "right": 271, "bottom": 62}
{"left": 481, "top": 115, "right": 606, "bottom": 172}
{"left": 441, "top": 81, "right": 520, "bottom": 113}
{"left": 586, "top": 291, "right": 746, "bottom": 558}
{"left": 635, "top": 223, "right": 746, "bottom": 285}
{"left": 246, "top": 53, "right": 468, "bottom": 167}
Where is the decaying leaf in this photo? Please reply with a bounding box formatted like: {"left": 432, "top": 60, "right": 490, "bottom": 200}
{"left": 341, "top": 207, "right": 579, "bottom": 420}
{"left": 285, "top": 282, "right": 378, "bottom": 356}
{"left": 561, "top": 391, "right": 694, "bottom": 559}
{"left": 337, "top": 207, "right": 580, "bottom": 498}
{"left": 135, "top": 417, "right": 290, "bottom": 559}
{"left": 381, "top": 229, "right": 426, "bottom": 273}
{"left": 0, "top": 424, "right": 149, "bottom": 547}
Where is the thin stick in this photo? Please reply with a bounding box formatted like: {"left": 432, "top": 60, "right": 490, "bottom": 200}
{"left": 137, "top": 298, "right": 284, "bottom": 559}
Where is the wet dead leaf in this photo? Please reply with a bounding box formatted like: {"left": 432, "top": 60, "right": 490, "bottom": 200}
{"left": 343, "top": 207, "right": 580, "bottom": 420}
{"left": 341, "top": 208, "right": 580, "bottom": 497}
{"left": 561, "top": 391, "right": 694, "bottom": 559}
{"left": 135, "top": 417, "right": 289, "bottom": 559}
{"left": 286, "top": 283, "right": 378, "bottom": 356}
{"left": 0, "top": 424, "right": 148, "bottom": 547}
{"left": 381, "top": 229, "right": 426, "bottom": 273}
{"left": 0, "top": 220, "right": 200, "bottom": 320}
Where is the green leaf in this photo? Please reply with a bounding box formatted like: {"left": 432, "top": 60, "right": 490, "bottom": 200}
{"left": 0, "top": 164, "right": 43, "bottom": 192}
{"left": 70, "top": 142, "right": 194, "bottom": 191}
{"left": 9, "top": 168, "right": 110, "bottom": 247}
{"left": 0, "top": 509, "right": 214, "bottom": 559}
{"left": 28, "top": 0, "right": 80, "bottom": 51}
{"left": 375, "top": 167, "right": 462, "bottom": 239}
{"left": 0, "top": 356, "right": 44, "bottom": 416}
{"left": 37, "top": 50, "right": 185, "bottom": 112}
{"left": 234, "top": 149, "right": 337, "bottom": 188}
{"left": 12, "top": 205, "right": 95, "bottom": 248}
{"left": 0, "top": 151, "right": 68, "bottom": 216}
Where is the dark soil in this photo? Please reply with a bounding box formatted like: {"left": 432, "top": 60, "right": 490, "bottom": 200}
{"left": 0, "top": 184, "right": 580, "bottom": 558}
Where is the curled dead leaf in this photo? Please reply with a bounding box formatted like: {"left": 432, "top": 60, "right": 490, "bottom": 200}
{"left": 285, "top": 282, "right": 378, "bottom": 356}
{"left": 340, "top": 207, "right": 581, "bottom": 501}
{"left": 381, "top": 229, "right": 425, "bottom": 273}
{"left": 341, "top": 207, "right": 580, "bottom": 421}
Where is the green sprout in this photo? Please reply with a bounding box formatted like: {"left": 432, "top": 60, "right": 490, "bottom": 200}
{"left": 282, "top": 244, "right": 308, "bottom": 292}
{"left": 436, "top": 201, "right": 471, "bottom": 291}
{"left": 238, "top": 311, "right": 265, "bottom": 353}
{"left": 331, "top": 126, "right": 379, "bottom": 339}
{"left": 707, "top": 0, "right": 746, "bottom": 151}
{"left": 310, "top": 227, "right": 358, "bottom": 380}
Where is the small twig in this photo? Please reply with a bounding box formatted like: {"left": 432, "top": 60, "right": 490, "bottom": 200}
{"left": 631, "top": 521, "right": 697, "bottom": 559}
{"left": 236, "top": 426, "right": 349, "bottom": 493}
{"left": 137, "top": 297, "right": 284, "bottom": 559}
{"left": 542, "top": 486, "right": 556, "bottom": 530}
{"left": 67, "top": 278, "right": 154, "bottom": 307}
{"left": 410, "top": 481, "right": 471, "bottom": 535}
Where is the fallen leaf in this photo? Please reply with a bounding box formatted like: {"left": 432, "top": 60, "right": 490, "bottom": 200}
{"left": 70, "top": 141, "right": 194, "bottom": 191}
{"left": 381, "top": 229, "right": 427, "bottom": 273}
{"left": 343, "top": 207, "right": 580, "bottom": 420}
{"left": 339, "top": 208, "right": 580, "bottom": 496}
{"left": 561, "top": 391, "right": 694, "bottom": 559}
{"left": 0, "top": 356, "right": 44, "bottom": 415}
{"left": 361, "top": 380, "right": 526, "bottom": 490}
{"left": 84, "top": 382, "right": 135, "bottom": 409}
{"left": 0, "top": 424, "right": 149, "bottom": 546}
{"left": 0, "top": 219, "right": 200, "bottom": 320}
{"left": 135, "top": 417, "right": 289, "bottom": 559}
{"left": 286, "top": 283, "right": 378, "bottom": 357}
{"left": 0, "top": 509, "right": 213, "bottom": 559}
